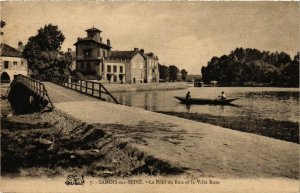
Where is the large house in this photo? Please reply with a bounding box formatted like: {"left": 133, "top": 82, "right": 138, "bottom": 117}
{"left": 140, "top": 50, "right": 159, "bottom": 83}
{"left": 0, "top": 42, "right": 28, "bottom": 83}
{"left": 74, "top": 27, "right": 159, "bottom": 83}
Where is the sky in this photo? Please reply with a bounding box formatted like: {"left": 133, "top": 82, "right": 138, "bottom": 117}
{"left": 1, "top": 2, "right": 299, "bottom": 74}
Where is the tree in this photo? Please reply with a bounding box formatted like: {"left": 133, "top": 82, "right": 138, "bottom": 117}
{"left": 201, "top": 47, "right": 298, "bottom": 87}
{"left": 23, "top": 24, "right": 71, "bottom": 77}
{"left": 158, "top": 63, "right": 169, "bottom": 81}
{"left": 181, "top": 69, "right": 188, "bottom": 81}
{"left": 0, "top": 20, "right": 6, "bottom": 35}
{"left": 168, "top": 65, "right": 179, "bottom": 82}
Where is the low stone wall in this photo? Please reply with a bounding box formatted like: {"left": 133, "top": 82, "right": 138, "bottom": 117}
{"left": 103, "top": 82, "right": 188, "bottom": 92}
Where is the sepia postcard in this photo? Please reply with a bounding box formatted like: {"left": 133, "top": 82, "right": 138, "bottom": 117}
{"left": 0, "top": 1, "right": 299, "bottom": 193}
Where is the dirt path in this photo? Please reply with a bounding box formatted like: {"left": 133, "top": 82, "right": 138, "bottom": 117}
{"left": 54, "top": 100, "right": 299, "bottom": 179}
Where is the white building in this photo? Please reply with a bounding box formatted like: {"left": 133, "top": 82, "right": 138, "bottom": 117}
{"left": 0, "top": 43, "right": 28, "bottom": 83}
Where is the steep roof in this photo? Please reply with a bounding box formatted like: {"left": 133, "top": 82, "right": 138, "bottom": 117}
{"left": 74, "top": 37, "right": 111, "bottom": 48}
{"left": 106, "top": 51, "right": 140, "bottom": 60}
{"left": 0, "top": 43, "right": 23, "bottom": 57}
{"left": 85, "top": 27, "right": 102, "bottom": 33}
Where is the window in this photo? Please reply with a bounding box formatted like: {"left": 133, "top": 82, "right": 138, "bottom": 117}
{"left": 107, "top": 65, "right": 111, "bottom": 73}
{"left": 21, "top": 62, "right": 24, "bottom": 65}
{"left": 84, "top": 49, "right": 92, "bottom": 57}
{"left": 120, "top": 66, "right": 123, "bottom": 73}
{"left": 101, "top": 63, "right": 104, "bottom": 72}
{"left": 113, "top": 65, "right": 117, "bottom": 73}
{"left": 98, "top": 50, "right": 101, "bottom": 57}
{"left": 103, "top": 51, "right": 106, "bottom": 57}
{"left": 13, "top": 61, "right": 18, "bottom": 66}
{"left": 4, "top": 61, "right": 9, "bottom": 68}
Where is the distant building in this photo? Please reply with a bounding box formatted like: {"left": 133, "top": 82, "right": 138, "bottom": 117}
{"left": 0, "top": 43, "right": 28, "bottom": 83}
{"left": 74, "top": 27, "right": 111, "bottom": 78}
{"left": 105, "top": 49, "right": 145, "bottom": 83}
{"left": 140, "top": 49, "right": 159, "bottom": 83}
{"left": 74, "top": 27, "right": 159, "bottom": 83}
{"left": 67, "top": 48, "right": 76, "bottom": 71}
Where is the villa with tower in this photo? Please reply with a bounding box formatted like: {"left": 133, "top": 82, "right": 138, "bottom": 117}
{"left": 73, "top": 27, "right": 159, "bottom": 83}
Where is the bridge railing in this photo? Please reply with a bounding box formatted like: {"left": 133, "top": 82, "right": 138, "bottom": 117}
{"left": 13, "top": 74, "right": 54, "bottom": 110}
{"left": 48, "top": 74, "right": 119, "bottom": 104}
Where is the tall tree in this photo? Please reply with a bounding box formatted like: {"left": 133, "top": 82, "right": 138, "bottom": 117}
{"left": 168, "top": 65, "right": 179, "bottom": 82}
{"left": 0, "top": 20, "right": 6, "bottom": 35}
{"left": 23, "top": 24, "right": 71, "bottom": 77}
{"left": 201, "top": 47, "right": 299, "bottom": 87}
{"left": 158, "top": 63, "right": 169, "bottom": 81}
{"left": 181, "top": 69, "right": 188, "bottom": 81}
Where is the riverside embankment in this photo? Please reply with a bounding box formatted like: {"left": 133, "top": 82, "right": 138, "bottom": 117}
{"left": 102, "top": 82, "right": 187, "bottom": 92}
{"left": 2, "top": 82, "right": 299, "bottom": 180}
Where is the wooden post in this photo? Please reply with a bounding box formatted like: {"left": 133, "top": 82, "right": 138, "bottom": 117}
{"left": 92, "top": 82, "right": 94, "bottom": 96}
{"left": 80, "top": 80, "right": 82, "bottom": 92}
{"left": 99, "top": 84, "right": 101, "bottom": 98}
{"left": 86, "top": 81, "right": 88, "bottom": 94}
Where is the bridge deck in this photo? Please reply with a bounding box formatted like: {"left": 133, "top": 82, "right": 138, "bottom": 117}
{"left": 43, "top": 82, "right": 98, "bottom": 103}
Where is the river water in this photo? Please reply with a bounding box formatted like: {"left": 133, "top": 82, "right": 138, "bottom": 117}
{"left": 107, "top": 87, "right": 299, "bottom": 123}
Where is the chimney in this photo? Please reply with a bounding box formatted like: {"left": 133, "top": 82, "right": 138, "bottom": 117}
{"left": 107, "top": 39, "right": 110, "bottom": 47}
{"left": 134, "top": 48, "right": 139, "bottom": 52}
{"left": 67, "top": 48, "right": 72, "bottom": 52}
{"left": 140, "top": 49, "right": 144, "bottom": 54}
{"left": 17, "top": 41, "right": 24, "bottom": 52}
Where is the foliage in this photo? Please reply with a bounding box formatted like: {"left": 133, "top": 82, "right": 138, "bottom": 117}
{"left": 180, "top": 69, "right": 188, "bottom": 81}
{"left": 158, "top": 63, "right": 169, "bottom": 81}
{"left": 0, "top": 20, "right": 6, "bottom": 35}
{"left": 168, "top": 65, "right": 179, "bottom": 82}
{"left": 201, "top": 48, "right": 299, "bottom": 87}
{"left": 23, "top": 24, "right": 71, "bottom": 77}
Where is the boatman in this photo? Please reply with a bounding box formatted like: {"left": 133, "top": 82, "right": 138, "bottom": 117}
{"left": 220, "top": 91, "right": 226, "bottom": 99}
{"left": 186, "top": 91, "right": 191, "bottom": 100}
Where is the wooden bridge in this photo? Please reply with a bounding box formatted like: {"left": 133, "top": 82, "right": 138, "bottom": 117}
{"left": 8, "top": 74, "right": 119, "bottom": 111}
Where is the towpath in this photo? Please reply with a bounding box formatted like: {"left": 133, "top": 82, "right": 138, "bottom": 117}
{"left": 44, "top": 82, "right": 298, "bottom": 179}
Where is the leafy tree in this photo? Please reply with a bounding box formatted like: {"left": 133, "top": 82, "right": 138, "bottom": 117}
{"left": 180, "top": 69, "right": 188, "bottom": 81}
{"left": 168, "top": 65, "right": 179, "bottom": 82}
{"left": 201, "top": 47, "right": 299, "bottom": 87}
{"left": 23, "top": 24, "right": 71, "bottom": 77}
{"left": 158, "top": 63, "right": 169, "bottom": 81}
{"left": 0, "top": 20, "right": 6, "bottom": 35}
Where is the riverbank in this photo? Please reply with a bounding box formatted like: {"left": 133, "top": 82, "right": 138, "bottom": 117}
{"left": 1, "top": 111, "right": 182, "bottom": 177}
{"left": 102, "top": 82, "right": 187, "bottom": 92}
{"left": 2, "top": 82, "right": 298, "bottom": 180}
{"left": 156, "top": 111, "right": 299, "bottom": 144}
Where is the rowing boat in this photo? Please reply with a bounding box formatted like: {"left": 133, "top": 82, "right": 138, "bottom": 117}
{"left": 174, "top": 96, "right": 239, "bottom": 105}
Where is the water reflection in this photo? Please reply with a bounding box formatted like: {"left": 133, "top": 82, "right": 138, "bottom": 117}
{"left": 108, "top": 87, "right": 299, "bottom": 122}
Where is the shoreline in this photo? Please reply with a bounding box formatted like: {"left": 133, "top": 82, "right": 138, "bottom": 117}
{"left": 156, "top": 111, "right": 299, "bottom": 144}
{"left": 102, "top": 82, "right": 188, "bottom": 92}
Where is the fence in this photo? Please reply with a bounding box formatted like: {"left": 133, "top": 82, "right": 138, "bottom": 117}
{"left": 13, "top": 74, "right": 54, "bottom": 110}
{"left": 48, "top": 74, "right": 119, "bottom": 104}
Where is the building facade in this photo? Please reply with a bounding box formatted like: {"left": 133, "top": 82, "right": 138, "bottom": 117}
{"left": 74, "top": 27, "right": 111, "bottom": 78}
{"left": 0, "top": 43, "right": 28, "bottom": 83}
{"left": 104, "top": 49, "right": 145, "bottom": 83}
{"left": 141, "top": 50, "right": 159, "bottom": 83}
{"left": 74, "top": 27, "right": 159, "bottom": 83}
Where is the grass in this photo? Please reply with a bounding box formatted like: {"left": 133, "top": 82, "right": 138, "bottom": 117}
{"left": 156, "top": 111, "right": 299, "bottom": 144}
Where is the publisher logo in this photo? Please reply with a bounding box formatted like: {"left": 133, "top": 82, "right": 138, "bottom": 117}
{"left": 65, "top": 174, "right": 85, "bottom": 185}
